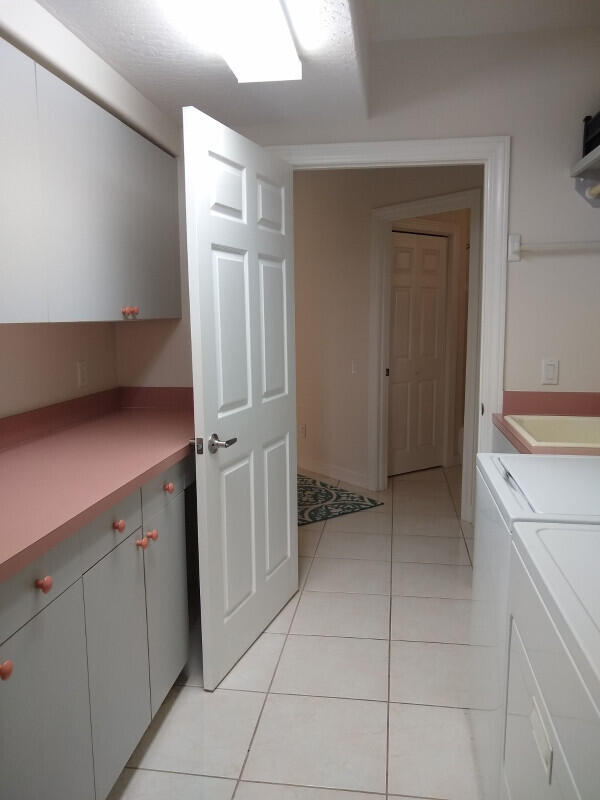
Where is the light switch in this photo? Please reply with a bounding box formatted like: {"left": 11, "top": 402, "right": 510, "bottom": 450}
{"left": 541, "top": 358, "right": 559, "bottom": 385}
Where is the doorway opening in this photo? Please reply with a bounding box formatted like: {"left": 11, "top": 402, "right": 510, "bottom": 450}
{"left": 291, "top": 164, "right": 487, "bottom": 523}
{"left": 269, "top": 137, "right": 509, "bottom": 525}
{"left": 375, "top": 189, "right": 482, "bottom": 521}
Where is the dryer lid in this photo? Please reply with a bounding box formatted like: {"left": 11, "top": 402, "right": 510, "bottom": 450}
{"left": 498, "top": 455, "right": 600, "bottom": 517}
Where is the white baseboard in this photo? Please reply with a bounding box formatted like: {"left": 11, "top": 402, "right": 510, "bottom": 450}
{"left": 298, "top": 457, "right": 370, "bottom": 490}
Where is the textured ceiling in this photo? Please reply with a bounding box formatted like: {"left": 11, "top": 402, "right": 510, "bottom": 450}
{"left": 369, "top": 0, "right": 600, "bottom": 42}
{"left": 34, "top": 0, "right": 600, "bottom": 134}
{"left": 35, "top": 0, "right": 368, "bottom": 130}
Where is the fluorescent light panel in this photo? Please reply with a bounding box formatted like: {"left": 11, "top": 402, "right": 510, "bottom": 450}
{"left": 219, "top": 0, "right": 301, "bottom": 82}
{"left": 161, "top": 0, "right": 301, "bottom": 83}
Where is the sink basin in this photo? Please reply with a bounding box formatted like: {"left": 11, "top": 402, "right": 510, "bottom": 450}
{"left": 505, "top": 415, "right": 600, "bottom": 450}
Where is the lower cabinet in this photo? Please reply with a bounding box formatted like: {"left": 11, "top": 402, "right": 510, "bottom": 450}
{"left": 0, "top": 581, "right": 95, "bottom": 800}
{"left": 144, "top": 492, "right": 189, "bottom": 716}
{"left": 83, "top": 529, "right": 152, "bottom": 800}
{"left": 0, "top": 465, "right": 192, "bottom": 800}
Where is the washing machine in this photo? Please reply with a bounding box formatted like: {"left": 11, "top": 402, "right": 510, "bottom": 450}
{"left": 502, "top": 521, "right": 600, "bottom": 800}
{"left": 470, "top": 453, "right": 600, "bottom": 800}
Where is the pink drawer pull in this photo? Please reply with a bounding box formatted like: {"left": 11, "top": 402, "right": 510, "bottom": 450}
{"left": 112, "top": 519, "right": 126, "bottom": 533}
{"left": 147, "top": 529, "right": 158, "bottom": 542}
{"left": 163, "top": 482, "right": 175, "bottom": 494}
{"left": 0, "top": 660, "right": 13, "bottom": 681}
{"left": 136, "top": 536, "right": 148, "bottom": 550}
{"left": 34, "top": 576, "right": 53, "bottom": 594}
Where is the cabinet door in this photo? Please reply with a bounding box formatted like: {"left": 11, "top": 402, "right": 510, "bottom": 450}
{"left": 0, "top": 38, "right": 46, "bottom": 322}
{"left": 0, "top": 581, "right": 94, "bottom": 800}
{"left": 36, "top": 66, "right": 179, "bottom": 322}
{"left": 83, "top": 530, "right": 151, "bottom": 800}
{"left": 144, "top": 492, "right": 189, "bottom": 715}
{"left": 125, "top": 128, "right": 180, "bottom": 319}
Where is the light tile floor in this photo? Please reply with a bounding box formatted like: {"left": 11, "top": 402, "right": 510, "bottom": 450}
{"left": 109, "top": 467, "right": 480, "bottom": 800}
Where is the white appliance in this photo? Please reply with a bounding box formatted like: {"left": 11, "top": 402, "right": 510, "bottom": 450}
{"left": 504, "top": 521, "right": 600, "bottom": 800}
{"left": 470, "top": 453, "right": 600, "bottom": 800}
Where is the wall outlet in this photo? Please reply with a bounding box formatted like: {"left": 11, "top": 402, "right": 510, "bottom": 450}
{"left": 541, "top": 357, "right": 559, "bottom": 385}
{"left": 351, "top": 360, "right": 358, "bottom": 375}
{"left": 299, "top": 423, "right": 307, "bottom": 439}
{"left": 76, "top": 360, "right": 88, "bottom": 389}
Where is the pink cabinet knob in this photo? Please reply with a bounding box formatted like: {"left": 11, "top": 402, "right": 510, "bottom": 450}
{"left": 131, "top": 306, "right": 139, "bottom": 316}
{"left": 0, "top": 660, "right": 13, "bottom": 681}
{"left": 136, "top": 536, "right": 149, "bottom": 550}
{"left": 34, "top": 576, "right": 53, "bottom": 594}
{"left": 163, "top": 482, "right": 174, "bottom": 494}
{"left": 147, "top": 529, "right": 159, "bottom": 542}
{"left": 112, "top": 519, "right": 126, "bottom": 533}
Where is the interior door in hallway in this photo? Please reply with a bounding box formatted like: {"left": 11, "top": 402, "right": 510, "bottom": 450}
{"left": 183, "top": 107, "right": 297, "bottom": 690}
{"left": 388, "top": 231, "right": 448, "bottom": 475}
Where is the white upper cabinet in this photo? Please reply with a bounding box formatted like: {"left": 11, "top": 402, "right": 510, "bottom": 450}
{"left": 37, "top": 66, "right": 180, "bottom": 322}
{"left": 0, "top": 38, "right": 46, "bottom": 322}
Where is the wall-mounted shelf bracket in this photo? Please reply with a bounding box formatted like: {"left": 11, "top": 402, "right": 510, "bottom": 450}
{"left": 572, "top": 143, "right": 600, "bottom": 207}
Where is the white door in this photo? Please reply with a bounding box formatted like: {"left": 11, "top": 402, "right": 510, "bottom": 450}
{"left": 388, "top": 232, "right": 448, "bottom": 475}
{"left": 183, "top": 107, "right": 297, "bottom": 690}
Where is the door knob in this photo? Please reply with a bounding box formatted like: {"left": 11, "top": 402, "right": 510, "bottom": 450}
{"left": 34, "top": 576, "right": 53, "bottom": 594}
{"left": 207, "top": 433, "right": 238, "bottom": 454}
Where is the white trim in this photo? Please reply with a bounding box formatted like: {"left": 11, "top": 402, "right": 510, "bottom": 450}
{"left": 298, "top": 458, "right": 369, "bottom": 490}
{"left": 269, "top": 136, "right": 510, "bottom": 510}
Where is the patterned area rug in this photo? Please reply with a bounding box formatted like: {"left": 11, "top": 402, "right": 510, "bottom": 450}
{"left": 298, "top": 474, "right": 383, "bottom": 526}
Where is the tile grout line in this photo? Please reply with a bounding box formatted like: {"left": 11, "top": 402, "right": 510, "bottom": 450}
{"left": 231, "top": 510, "right": 331, "bottom": 798}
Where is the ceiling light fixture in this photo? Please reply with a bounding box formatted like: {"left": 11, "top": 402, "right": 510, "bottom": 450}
{"left": 161, "top": 0, "right": 301, "bottom": 83}
{"left": 217, "top": 0, "right": 302, "bottom": 83}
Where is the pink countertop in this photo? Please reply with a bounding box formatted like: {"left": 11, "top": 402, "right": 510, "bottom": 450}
{"left": 493, "top": 413, "right": 530, "bottom": 453}
{"left": 0, "top": 408, "right": 194, "bottom": 583}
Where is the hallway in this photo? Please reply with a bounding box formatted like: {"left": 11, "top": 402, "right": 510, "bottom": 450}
{"left": 109, "top": 468, "right": 480, "bottom": 800}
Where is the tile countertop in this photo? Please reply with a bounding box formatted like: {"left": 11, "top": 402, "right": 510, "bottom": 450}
{"left": 0, "top": 408, "right": 194, "bottom": 583}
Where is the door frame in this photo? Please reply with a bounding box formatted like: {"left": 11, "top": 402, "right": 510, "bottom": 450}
{"left": 268, "top": 136, "right": 510, "bottom": 511}
{"left": 375, "top": 190, "right": 482, "bottom": 520}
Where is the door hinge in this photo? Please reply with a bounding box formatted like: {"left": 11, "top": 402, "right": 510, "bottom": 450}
{"left": 481, "top": 403, "right": 485, "bottom": 416}
{"left": 385, "top": 368, "right": 390, "bottom": 377}
{"left": 189, "top": 437, "right": 203, "bottom": 455}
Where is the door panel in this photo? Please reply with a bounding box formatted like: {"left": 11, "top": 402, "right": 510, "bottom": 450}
{"left": 221, "top": 455, "right": 255, "bottom": 616}
{"left": 213, "top": 248, "right": 252, "bottom": 414}
{"left": 264, "top": 435, "right": 291, "bottom": 575}
{"left": 388, "top": 232, "right": 448, "bottom": 475}
{"left": 260, "top": 257, "right": 288, "bottom": 399}
{"left": 183, "top": 107, "right": 297, "bottom": 689}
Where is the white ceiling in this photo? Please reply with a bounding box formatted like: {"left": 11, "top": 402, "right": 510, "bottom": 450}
{"left": 34, "top": 0, "right": 368, "bottom": 129}
{"left": 34, "top": 0, "right": 600, "bottom": 132}
{"left": 369, "top": 0, "right": 600, "bottom": 42}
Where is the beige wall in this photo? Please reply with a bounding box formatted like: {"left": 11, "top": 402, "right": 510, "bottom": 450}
{"left": 295, "top": 166, "right": 483, "bottom": 485}
{"left": 0, "top": 323, "right": 117, "bottom": 418}
{"left": 245, "top": 27, "right": 600, "bottom": 396}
